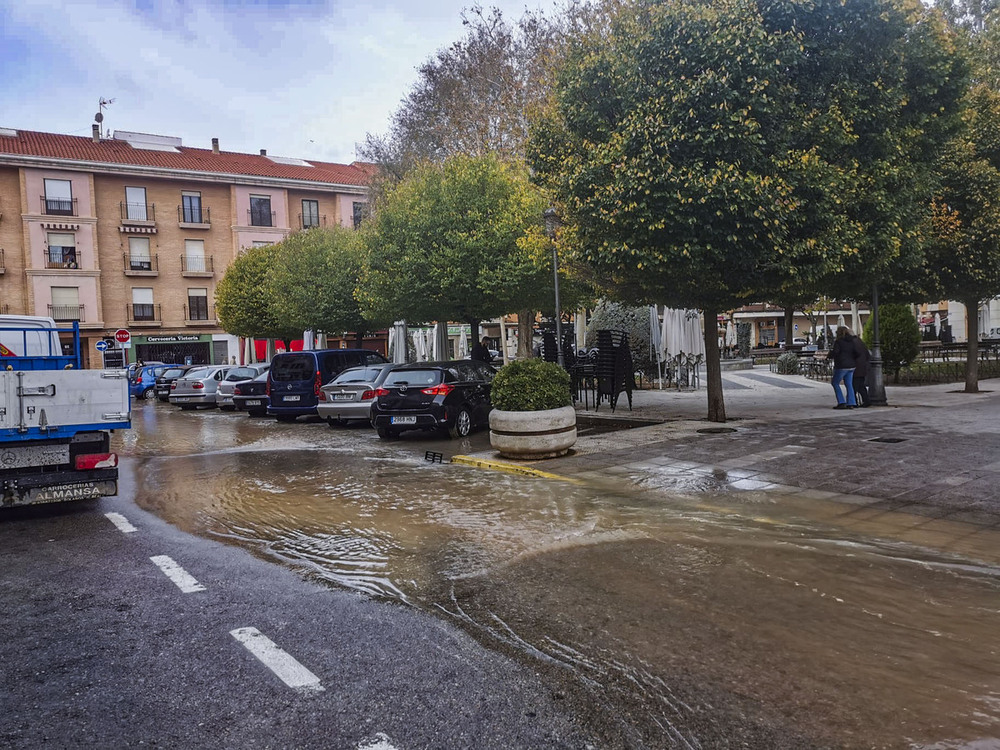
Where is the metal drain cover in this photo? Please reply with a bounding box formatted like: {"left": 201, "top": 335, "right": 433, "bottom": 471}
{"left": 697, "top": 427, "right": 738, "bottom": 434}
{"left": 869, "top": 437, "right": 907, "bottom": 443}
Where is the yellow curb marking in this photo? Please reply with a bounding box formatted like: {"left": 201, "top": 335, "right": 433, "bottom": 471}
{"left": 450, "top": 455, "right": 583, "bottom": 484}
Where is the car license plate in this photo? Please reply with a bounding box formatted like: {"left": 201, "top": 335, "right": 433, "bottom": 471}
{"left": 333, "top": 394, "right": 353, "bottom": 401}
{"left": 245, "top": 399, "right": 262, "bottom": 406}
{"left": 284, "top": 395, "right": 300, "bottom": 402}
{"left": 391, "top": 416, "right": 417, "bottom": 425}
{"left": 174, "top": 397, "right": 191, "bottom": 402}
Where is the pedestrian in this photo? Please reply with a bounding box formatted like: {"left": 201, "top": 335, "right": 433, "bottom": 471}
{"left": 830, "top": 326, "right": 859, "bottom": 410}
{"left": 853, "top": 334, "right": 871, "bottom": 408}
{"left": 471, "top": 336, "right": 493, "bottom": 363}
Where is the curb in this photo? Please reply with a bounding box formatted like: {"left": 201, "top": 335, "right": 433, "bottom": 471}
{"left": 450, "top": 455, "right": 583, "bottom": 484}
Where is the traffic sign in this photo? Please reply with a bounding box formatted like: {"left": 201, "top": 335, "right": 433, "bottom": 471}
{"left": 115, "top": 329, "right": 131, "bottom": 344}
{"left": 95, "top": 340, "right": 109, "bottom": 352}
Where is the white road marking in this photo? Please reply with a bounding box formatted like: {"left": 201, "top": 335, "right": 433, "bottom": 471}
{"left": 357, "top": 734, "right": 400, "bottom": 750}
{"left": 104, "top": 512, "right": 137, "bottom": 533}
{"left": 149, "top": 555, "right": 206, "bottom": 593}
{"left": 230, "top": 627, "right": 325, "bottom": 692}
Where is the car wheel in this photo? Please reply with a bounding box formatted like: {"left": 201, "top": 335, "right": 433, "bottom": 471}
{"left": 326, "top": 417, "right": 345, "bottom": 428}
{"left": 376, "top": 426, "right": 397, "bottom": 440}
{"left": 141, "top": 387, "right": 156, "bottom": 400}
{"left": 179, "top": 405, "right": 195, "bottom": 411}
{"left": 448, "top": 408, "right": 472, "bottom": 439}
{"left": 275, "top": 415, "right": 297, "bottom": 423}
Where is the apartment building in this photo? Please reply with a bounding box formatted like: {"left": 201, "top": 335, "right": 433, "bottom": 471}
{"left": 0, "top": 126, "right": 371, "bottom": 367}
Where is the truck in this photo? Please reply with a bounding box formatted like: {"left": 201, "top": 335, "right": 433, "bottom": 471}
{"left": 0, "top": 315, "right": 130, "bottom": 507}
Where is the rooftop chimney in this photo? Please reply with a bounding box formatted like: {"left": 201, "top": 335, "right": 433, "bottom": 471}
{"left": 212, "top": 137, "right": 219, "bottom": 154}
{"left": 260, "top": 149, "right": 267, "bottom": 156}
{"left": 92, "top": 124, "right": 100, "bottom": 143}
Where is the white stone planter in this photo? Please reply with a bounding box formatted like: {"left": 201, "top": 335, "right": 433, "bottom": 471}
{"left": 489, "top": 405, "right": 577, "bottom": 459}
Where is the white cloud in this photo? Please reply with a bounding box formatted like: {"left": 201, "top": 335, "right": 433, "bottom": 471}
{"left": 0, "top": 0, "right": 545, "bottom": 163}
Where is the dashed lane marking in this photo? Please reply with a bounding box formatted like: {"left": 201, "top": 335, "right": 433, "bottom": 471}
{"left": 230, "top": 627, "right": 325, "bottom": 692}
{"left": 104, "top": 512, "right": 137, "bottom": 533}
{"left": 150, "top": 555, "right": 206, "bottom": 593}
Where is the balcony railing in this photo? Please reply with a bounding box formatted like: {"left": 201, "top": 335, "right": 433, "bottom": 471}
{"left": 48, "top": 304, "right": 84, "bottom": 322}
{"left": 299, "top": 213, "right": 326, "bottom": 230}
{"left": 120, "top": 202, "right": 156, "bottom": 222}
{"left": 180, "top": 254, "right": 214, "bottom": 274}
{"left": 0, "top": 304, "right": 8, "bottom": 315}
{"left": 248, "top": 208, "right": 276, "bottom": 227}
{"left": 45, "top": 249, "right": 80, "bottom": 269}
{"left": 40, "top": 196, "right": 78, "bottom": 216}
{"left": 124, "top": 253, "right": 158, "bottom": 274}
{"left": 178, "top": 204, "right": 211, "bottom": 225}
{"left": 128, "top": 303, "right": 161, "bottom": 323}
{"left": 184, "top": 304, "right": 215, "bottom": 324}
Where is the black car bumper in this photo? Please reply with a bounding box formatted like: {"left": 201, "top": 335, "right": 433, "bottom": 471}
{"left": 371, "top": 405, "right": 450, "bottom": 431}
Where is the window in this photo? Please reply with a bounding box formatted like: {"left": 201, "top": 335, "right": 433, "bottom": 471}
{"left": 352, "top": 202, "right": 366, "bottom": 229}
{"left": 46, "top": 232, "right": 77, "bottom": 268}
{"left": 250, "top": 195, "right": 272, "bottom": 227}
{"left": 182, "top": 192, "right": 203, "bottom": 223}
{"left": 184, "top": 239, "right": 205, "bottom": 272}
{"left": 125, "top": 186, "right": 148, "bottom": 221}
{"left": 128, "top": 237, "right": 152, "bottom": 271}
{"left": 50, "top": 286, "right": 81, "bottom": 321}
{"left": 132, "top": 287, "right": 155, "bottom": 321}
{"left": 43, "top": 179, "right": 73, "bottom": 215}
{"left": 188, "top": 288, "right": 209, "bottom": 320}
{"left": 302, "top": 199, "right": 319, "bottom": 229}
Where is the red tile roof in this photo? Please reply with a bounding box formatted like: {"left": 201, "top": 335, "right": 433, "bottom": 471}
{"left": 0, "top": 129, "right": 374, "bottom": 187}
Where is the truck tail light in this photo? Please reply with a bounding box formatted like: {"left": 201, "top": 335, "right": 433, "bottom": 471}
{"left": 75, "top": 453, "right": 118, "bottom": 470}
{"left": 422, "top": 383, "right": 454, "bottom": 396}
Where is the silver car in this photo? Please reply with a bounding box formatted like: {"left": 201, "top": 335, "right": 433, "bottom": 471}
{"left": 169, "top": 365, "right": 232, "bottom": 409}
{"left": 317, "top": 363, "right": 398, "bottom": 426}
{"left": 215, "top": 364, "right": 269, "bottom": 411}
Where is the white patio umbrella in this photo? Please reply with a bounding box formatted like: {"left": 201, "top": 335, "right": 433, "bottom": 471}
{"left": 684, "top": 310, "right": 705, "bottom": 357}
{"left": 390, "top": 321, "right": 408, "bottom": 363}
{"left": 851, "top": 302, "right": 861, "bottom": 335}
{"left": 458, "top": 326, "right": 469, "bottom": 358}
{"left": 266, "top": 339, "right": 277, "bottom": 361}
{"left": 412, "top": 330, "right": 427, "bottom": 362}
{"left": 303, "top": 330, "right": 314, "bottom": 350}
{"left": 934, "top": 312, "right": 942, "bottom": 336}
{"left": 837, "top": 312, "right": 846, "bottom": 330}
{"left": 725, "top": 320, "right": 737, "bottom": 348}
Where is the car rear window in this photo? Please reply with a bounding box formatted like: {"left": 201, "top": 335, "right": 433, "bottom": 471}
{"left": 226, "top": 367, "right": 259, "bottom": 381}
{"left": 384, "top": 369, "right": 444, "bottom": 387}
{"left": 332, "top": 366, "right": 387, "bottom": 384}
{"left": 162, "top": 368, "right": 187, "bottom": 378}
{"left": 184, "top": 367, "right": 209, "bottom": 379}
{"left": 270, "top": 354, "right": 315, "bottom": 381}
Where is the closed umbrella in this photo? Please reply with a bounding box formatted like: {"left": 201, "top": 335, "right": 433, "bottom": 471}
{"left": 412, "top": 330, "right": 426, "bottom": 362}
{"left": 459, "top": 326, "right": 469, "bottom": 359}
{"left": 934, "top": 312, "right": 942, "bottom": 336}
{"left": 726, "top": 320, "right": 737, "bottom": 349}
{"left": 303, "top": 330, "right": 314, "bottom": 351}
{"left": 837, "top": 312, "right": 846, "bottom": 329}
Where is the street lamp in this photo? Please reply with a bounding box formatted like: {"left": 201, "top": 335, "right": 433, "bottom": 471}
{"left": 867, "top": 283, "right": 888, "bottom": 406}
{"left": 544, "top": 207, "right": 565, "bottom": 367}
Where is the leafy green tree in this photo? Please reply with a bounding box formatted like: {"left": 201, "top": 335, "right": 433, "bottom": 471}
{"left": 357, "top": 154, "right": 555, "bottom": 335}
{"left": 216, "top": 243, "right": 299, "bottom": 345}
{"left": 530, "top": 0, "right": 964, "bottom": 421}
{"left": 862, "top": 304, "right": 921, "bottom": 380}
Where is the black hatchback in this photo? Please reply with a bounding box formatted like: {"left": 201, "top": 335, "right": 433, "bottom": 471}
{"left": 370, "top": 360, "right": 496, "bottom": 439}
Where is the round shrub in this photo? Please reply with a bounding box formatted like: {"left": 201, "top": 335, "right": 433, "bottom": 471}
{"left": 491, "top": 358, "right": 572, "bottom": 411}
{"left": 775, "top": 352, "right": 800, "bottom": 375}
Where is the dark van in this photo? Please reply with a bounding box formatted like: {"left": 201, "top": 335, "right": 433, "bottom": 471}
{"left": 267, "top": 349, "right": 388, "bottom": 421}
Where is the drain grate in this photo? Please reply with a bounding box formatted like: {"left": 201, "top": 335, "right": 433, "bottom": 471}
{"left": 869, "top": 437, "right": 907, "bottom": 444}
{"left": 697, "top": 427, "right": 738, "bottom": 434}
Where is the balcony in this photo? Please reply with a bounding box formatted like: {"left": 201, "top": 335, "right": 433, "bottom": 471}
{"left": 299, "top": 213, "right": 327, "bottom": 230}
{"left": 184, "top": 304, "right": 217, "bottom": 326}
{"left": 124, "top": 253, "right": 159, "bottom": 276}
{"left": 180, "top": 254, "right": 214, "bottom": 276}
{"left": 120, "top": 202, "right": 156, "bottom": 223}
{"left": 45, "top": 249, "right": 80, "bottom": 269}
{"left": 127, "top": 303, "right": 162, "bottom": 327}
{"left": 48, "top": 304, "right": 84, "bottom": 322}
{"left": 248, "top": 208, "right": 276, "bottom": 227}
{"left": 40, "top": 196, "right": 78, "bottom": 217}
{"left": 178, "top": 204, "right": 211, "bottom": 228}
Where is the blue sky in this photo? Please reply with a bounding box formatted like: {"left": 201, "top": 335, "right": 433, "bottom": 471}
{"left": 0, "top": 0, "right": 545, "bottom": 164}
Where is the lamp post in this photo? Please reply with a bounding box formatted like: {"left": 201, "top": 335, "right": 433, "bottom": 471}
{"left": 867, "top": 283, "right": 888, "bottom": 406}
{"left": 544, "top": 207, "right": 564, "bottom": 367}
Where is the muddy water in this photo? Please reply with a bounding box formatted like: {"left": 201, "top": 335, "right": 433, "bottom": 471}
{"left": 120, "top": 404, "right": 1000, "bottom": 749}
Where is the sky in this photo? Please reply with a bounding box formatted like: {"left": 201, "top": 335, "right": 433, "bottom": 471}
{"left": 0, "top": 0, "right": 548, "bottom": 164}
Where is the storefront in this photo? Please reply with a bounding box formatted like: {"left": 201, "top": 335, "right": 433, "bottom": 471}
{"left": 134, "top": 333, "right": 213, "bottom": 366}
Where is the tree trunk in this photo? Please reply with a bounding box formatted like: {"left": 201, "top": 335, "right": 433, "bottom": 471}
{"left": 784, "top": 307, "right": 794, "bottom": 347}
{"left": 965, "top": 298, "right": 980, "bottom": 393}
{"left": 704, "top": 307, "right": 726, "bottom": 422}
{"left": 517, "top": 309, "right": 535, "bottom": 358}
{"left": 355, "top": 330, "right": 364, "bottom": 346}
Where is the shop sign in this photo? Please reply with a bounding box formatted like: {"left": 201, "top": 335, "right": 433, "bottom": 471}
{"left": 140, "top": 334, "right": 208, "bottom": 344}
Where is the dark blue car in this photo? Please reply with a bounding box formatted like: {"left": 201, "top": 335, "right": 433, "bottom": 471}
{"left": 267, "top": 349, "right": 388, "bottom": 421}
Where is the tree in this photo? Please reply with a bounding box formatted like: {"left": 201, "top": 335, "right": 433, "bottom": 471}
{"left": 269, "top": 227, "right": 387, "bottom": 343}
{"left": 216, "top": 243, "right": 299, "bottom": 345}
{"left": 530, "top": 0, "right": 964, "bottom": 421}
{"left": 862, "top": 303, "right": 921, "bottom": 379}
{"left": 356, "top": 154, "right": 553, "bottom": 335}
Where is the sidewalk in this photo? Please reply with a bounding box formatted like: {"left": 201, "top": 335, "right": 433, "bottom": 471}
{"left": 466, "top": 366, "right": 1000, "bottom": 536}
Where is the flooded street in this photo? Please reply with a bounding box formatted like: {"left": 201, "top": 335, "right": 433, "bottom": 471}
{"left": 119, "top": 403, "right": 1000, "bottom": 749}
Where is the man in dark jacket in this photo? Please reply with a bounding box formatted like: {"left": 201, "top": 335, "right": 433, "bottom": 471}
{"left": 830, "top": 326, "right": 859, "bottom": 409}
{"left": 471, "top": 336, "right": 493, "bottom": 363}
{"left": 853, "top": 335, "right": 871, "bottom": 407}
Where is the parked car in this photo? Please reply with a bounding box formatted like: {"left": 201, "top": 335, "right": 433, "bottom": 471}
{"left": 317, "top": 363, "right": 399, "bottom": 426}
{"left": 216, "top": 364, "right": 270, "bottom": 411}
{"left": 233, "top": 371, "right": 270, "bottom": 417}
{"left": 126, "top": 360, "right": 165, "bottom": 382}
{"left": 169, "top": 365, "right": 232, "bottom": 409}
{"left": 130, "top": 363, "right": 177, "bottom": 400}
{"left": 370, "top": 360, "right": 496, "bottom": 440}
{"left": 155, "top": 365, "right": 197, "bottom": 402}
{"left": 267, "top": 349, "right": 388, "bottom": 422}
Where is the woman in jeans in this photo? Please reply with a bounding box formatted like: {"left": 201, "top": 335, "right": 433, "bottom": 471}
{"left": 830, "top": 326, "right": 859, "bottom": 409}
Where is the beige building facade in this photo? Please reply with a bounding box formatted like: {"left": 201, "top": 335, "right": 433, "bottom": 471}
{"left": 0, "top": 127, "right": 371, "bottom": 367}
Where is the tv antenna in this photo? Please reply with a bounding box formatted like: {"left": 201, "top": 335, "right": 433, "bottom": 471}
{"left": 94, "top": 97, "right": 115, "bottom": 137}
